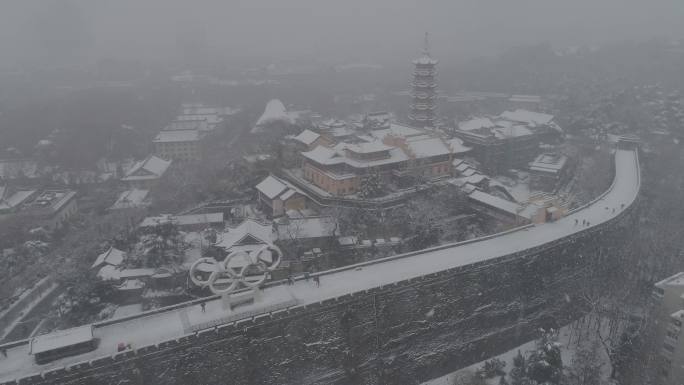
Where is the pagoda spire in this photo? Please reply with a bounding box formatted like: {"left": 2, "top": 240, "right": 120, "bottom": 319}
{"left": 409, "top": 33, "right": 438, "bottom": 128}
{"left": 422, "top": 32, "right": 431, "bottom": 57}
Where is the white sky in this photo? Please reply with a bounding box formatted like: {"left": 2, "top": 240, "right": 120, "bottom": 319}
{"left": 0, "top": 0, "right": 683, "bottom": 66}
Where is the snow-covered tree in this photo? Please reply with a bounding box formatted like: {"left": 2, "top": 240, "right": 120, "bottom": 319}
{"left": 359, "top": 171, "right": 383, "bottom": 198}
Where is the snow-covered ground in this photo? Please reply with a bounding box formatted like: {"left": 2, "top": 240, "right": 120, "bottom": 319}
{"left": 422, "top": 320, "right": 611, "bottom": 385}
{"left": 0, "top": 149, "right": 639, "bottom": 383}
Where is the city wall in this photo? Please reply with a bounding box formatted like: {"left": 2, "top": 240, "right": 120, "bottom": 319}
{"left": 4, "top": 202, "right": 638, "bottom": 385}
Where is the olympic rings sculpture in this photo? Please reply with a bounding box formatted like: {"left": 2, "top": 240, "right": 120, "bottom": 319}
{"left": 189, "top": 244, "right": 282, "bottom": 295}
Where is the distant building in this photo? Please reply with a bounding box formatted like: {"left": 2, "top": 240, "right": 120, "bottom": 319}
{"left": 121, "top": 155, "right": 171, "bottom": 189}
{"left": 255, "top": 175, "right": 307, "bottom": 217}
{"left": 153, "top": 130, "right": 201, "bottom": 162}
{"left": 0, "top": 189, "right": 78, "bottom": 231}
{"left": 454, "top": 111, "right": 561, "bottom": 174}
{"left": 300, "top": 126, "right": 470, "bottom": 196}
{"left": 508, "top": 95, "right": 543, "bottom": 110}
{"left": 363, "top": 111, "right": 391, "bottom": 130}
{"left": 529, "top": 153, "right": 573, "bottom": 192}
{"left": 653, "top": 272, "right": 684, "bottom": 383}
{"left": 0, "top": 158, "right": 39, "bottom": 181}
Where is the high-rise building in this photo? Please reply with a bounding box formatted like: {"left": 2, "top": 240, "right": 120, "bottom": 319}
{"left": 409, "top": 33, "right": 438, "bottom": 128}
{"left": 653, "top": 272, "right": 684, "bottom": 383}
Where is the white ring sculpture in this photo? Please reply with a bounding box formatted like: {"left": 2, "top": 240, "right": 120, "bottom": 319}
{"left": 189, "top": 245, "right": 282, "bottom": 295}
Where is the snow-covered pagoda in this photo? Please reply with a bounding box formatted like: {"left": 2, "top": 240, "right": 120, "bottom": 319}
{"left": 408, "top": 33, "right": 438, "bottom": 129}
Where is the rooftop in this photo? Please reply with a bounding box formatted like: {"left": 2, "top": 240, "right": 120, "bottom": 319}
{"left": 122, "top": 156, "right": 171, "bottom": 182}
{"left": 91, "top": 247, "right": 125, "bottom": 269}
{"left": 530, "top": 153, "right": 569, "bottom": 173}
{"left": 255, "top": 175, "right": 302, "bottom": 201}
{"left": 29, "top": 325, "right": 93, "bottom": 356}
{"left": 109, "top": 189, "right": 150, "bottom": 210}
{"left": 153, "top": 129, "right": 200, "bottom": 143}
{"left": 499, "top": 109, "right": 555, "bottom": 126}
{"left": 293, "top": 129, "right": 321, "bottom": 146}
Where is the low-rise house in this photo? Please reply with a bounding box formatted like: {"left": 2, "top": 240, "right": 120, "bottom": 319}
{"left": 0, "top": 187, "right": 37, "bottom": 215}
{"left": 293, "top": 129, "right": 326, "bottom": 150}
{"left": 110, "top": 189, "right": 151, "bottom": 210}
{"left": 91, "top": 247, "right": 126, "bottom": 270}
{"left": 529, "top": 153, "right": 573, "bottom": 192}
{"left": 215, "top": 218, "right": 275, "bottom": 255}
{"left": 255, "top": 175, "right": 307, "bottom": 217}
{"left": 1, "top": 189, "right": 78, "bottom": 231}
{"left": 467, "top": 190, "right": 532, "bottom": 226}
{"left": 121, "top": 155, "right": 171, "bottom": 189}
{"left": 455, "top": 116, "right": 541, "bottom": 174}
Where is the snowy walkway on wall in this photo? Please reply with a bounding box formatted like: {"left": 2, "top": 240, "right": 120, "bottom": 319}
{"left": 0, "top": 149, "right": 640, "bottom": 383}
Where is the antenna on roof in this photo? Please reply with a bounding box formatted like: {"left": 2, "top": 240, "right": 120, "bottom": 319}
{"left": 423, "top": 32, "right": 431, "bottom": 57}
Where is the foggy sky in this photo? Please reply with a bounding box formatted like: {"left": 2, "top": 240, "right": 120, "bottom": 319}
{"left": 1, "top": 0, "right": 684, "bottom": 68}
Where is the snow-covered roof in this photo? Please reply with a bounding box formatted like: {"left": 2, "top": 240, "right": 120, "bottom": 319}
{"left": 254, "top": 99, "right": 293, "bottom": 129}
{"left": 492, "top": 125, "right": 534, "bottom": 139}
{"left": 469, "top": 190, "right": 522, "bottom": 216}
{"left": 369, "top": 123, "right": 424, "bottom": 140}
{"left": 91, "top": 247, "right": 125, "bottom": 269}
{"left": 529, "top": 153, "right": 568, "bottom": 174}
{"left": 216, "top": 219, "right": 275, "bottom": 250}
{"left": 97, "top": 265, "right": 121, "bottom": 280}
{"left": 30, "top": 325, "right": 94, "bottom": 355}
{"left": 122, "top": 156, "right": 171, "bottom": 181}
{"left": 458, "top": 118, "right": 495, "bottom": 132}
{"left": 153, "top": 129, "right": 200, "bottom": 143}
{"left": 0, "top": 190, "right": 36, "bottom": 211}
{"left": 116, "top": 279, "right": 145, "bottom": 291}
{"left": 110, "top": 189, "right": 150, "bottom": 210}
{"left": 500, "top": 109, "right": 554, "bottom": 126}
{"left": 344, "top": 141, "right": 393, "bottom": 154}
{"left": 405, "top": 137, "right": 451, "bottom": 158}
{"left": 255, "top": 175, "right": 287, "bottom": 199}
{"left": 293, "top": 129, "right": 320, "bottom": 146}
{"left": 118, "top": 268, "right": 156, "bottom": 279}
{"left": 447, "top": 138, "right": 472, "bottom": 154}
{"left": 303, "top": 144, "right": 410, "bottom": 169}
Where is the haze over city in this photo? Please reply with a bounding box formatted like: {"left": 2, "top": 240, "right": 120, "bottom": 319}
{"left": 0, "top": 1, "right": 684, "bottom": 385}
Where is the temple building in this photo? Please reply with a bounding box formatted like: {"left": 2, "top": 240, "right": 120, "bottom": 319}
{"left": 408, "top": 33, "right": 438, "bottom": 129}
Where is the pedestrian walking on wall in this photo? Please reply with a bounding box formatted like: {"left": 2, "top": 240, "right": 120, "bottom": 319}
{"left": 313, "top": 276, "right": 320, "bottom": 287}
{"left": 200, "top": 302, "right": 206, "bottom": 313}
